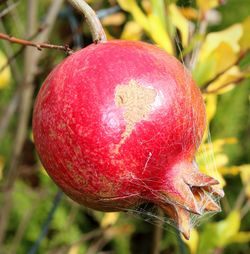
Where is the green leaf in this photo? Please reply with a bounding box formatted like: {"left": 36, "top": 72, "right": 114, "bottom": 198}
{"left": 150, "top": 0, "right": 166, "bottom": 27}
{"left": 198, "top": 210, "right": 241, "bottom": 254}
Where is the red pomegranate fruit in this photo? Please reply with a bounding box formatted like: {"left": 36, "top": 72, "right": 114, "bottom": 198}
{"left": 33, "top": 40, "right": 223, "bottom": 239}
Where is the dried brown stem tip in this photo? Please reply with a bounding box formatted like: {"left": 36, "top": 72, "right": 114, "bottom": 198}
{"left": 0, "top": 33, "right": 73, "bottom": 54}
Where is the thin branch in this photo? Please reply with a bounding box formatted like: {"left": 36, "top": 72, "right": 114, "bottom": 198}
{"left": 0, "top": 26, "right": 47, "bottom": 74}
{"left": 0, "top": 32, "right": 74, "bottom": 54}
{"left": 85, "top": 237, "right": 109, "bottom": 254}
{"left": 202, "top": 76, "right": 245, "bottom": 94}
{"left": 0, "top": 0, "right": 68, "bottom": 75}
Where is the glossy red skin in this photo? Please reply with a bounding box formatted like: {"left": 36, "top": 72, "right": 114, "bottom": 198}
{"left": 33, "top": 41, "right": 206, "bottom": 211}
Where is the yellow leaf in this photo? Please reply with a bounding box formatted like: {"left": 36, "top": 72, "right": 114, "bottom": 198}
{"left": 102, "top": 12, "right": 126, "bottom": 26}
{"left": 239, "top": 164, "right": 250, "bottom": 197}
{"left": 207, "top": 66, "right": 244, "bottom": 94}
{"left": 229, "top": 231, "right": 250, "bottom": 243}
{"left": 199, "top": 24, "right": 243, "bottom": 61}
{"left": 239, "top": 16, "right": 250, "bottom": 51}
{"left": 168, "top": 4, "right": 189, "bottom": 47}
{"left": 194, "top": 42, "right": 238, "bottom": 85}
{"left": 182, "top": 229, "right": 199, "bottom": 254}
{"left": 198, "top": 138, "right": 237, "bottom": 156}
{"left": 116, "top": 0, "right": 128, "bottom": 10}
{"left": 101, "top": 212, "right": 119, "bottom": 228}
{"left": 0, "top": 50, "right": 11, "bottom": 89}
{"left": 212, "top": 43, "right": 238, "bottom": 75}
{"left": 0, "top": 156, "right": 4, "bottom": 180}
{"left": 202, "top": 94, "right": 217, "bottom": 142}
{"left": 205, "top": 94, "right": 217, "bottom": 124}
{"left": 180, "top": 7, "right": 198, "bottom": 20}
{"left": 212, "top": 138, "right": 238, "bottom": 151}
{"left": 121, "top": 21, "right": 143, "bottom": 41}
{"left": 141, "top": 0, "right": 152, "bottom": 14}
{"left": 215, "top": 154, "right": 229, "bottom": 168}
{"left": 147, "top": 14, "right": 173, "bottom": 53}
{"left": 117, "top": 0, "right": 149, "bottom": 29}
{"left": 219, "top": 166, "right": 241, "bottom": 176}
{"left": 196, "top": 0, "right": 220, "bottom": 12}
{"left": 117, "top": 0, "right": 173, "bottom": 54}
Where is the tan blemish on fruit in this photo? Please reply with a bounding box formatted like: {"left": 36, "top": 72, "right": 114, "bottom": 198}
{"left": 66, "top": 161, "right": 73, "bottom": 171}
{"left": 115, "top": 80, "right": 156, "bottom": 147}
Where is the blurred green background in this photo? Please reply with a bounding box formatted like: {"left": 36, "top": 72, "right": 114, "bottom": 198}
{"left": 0, "top": 0, "right": 250, "bottom": 253}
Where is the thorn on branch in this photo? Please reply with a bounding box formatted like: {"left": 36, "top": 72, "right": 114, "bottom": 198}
{"left": 36, "top": 45, "right": 42, "bottom": 51}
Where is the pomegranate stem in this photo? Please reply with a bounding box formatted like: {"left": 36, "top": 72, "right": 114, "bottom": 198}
{"left": 68, "top": 0, "right": 107, "bottom": 43}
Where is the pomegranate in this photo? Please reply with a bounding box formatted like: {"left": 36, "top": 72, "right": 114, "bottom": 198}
{"left": 33, "top": 40, "right": 223, "bottom": 239}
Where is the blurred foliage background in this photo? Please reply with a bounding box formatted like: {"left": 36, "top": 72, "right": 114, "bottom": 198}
{"left": 0, "top": 0, "right": 250, "bottom": 253}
